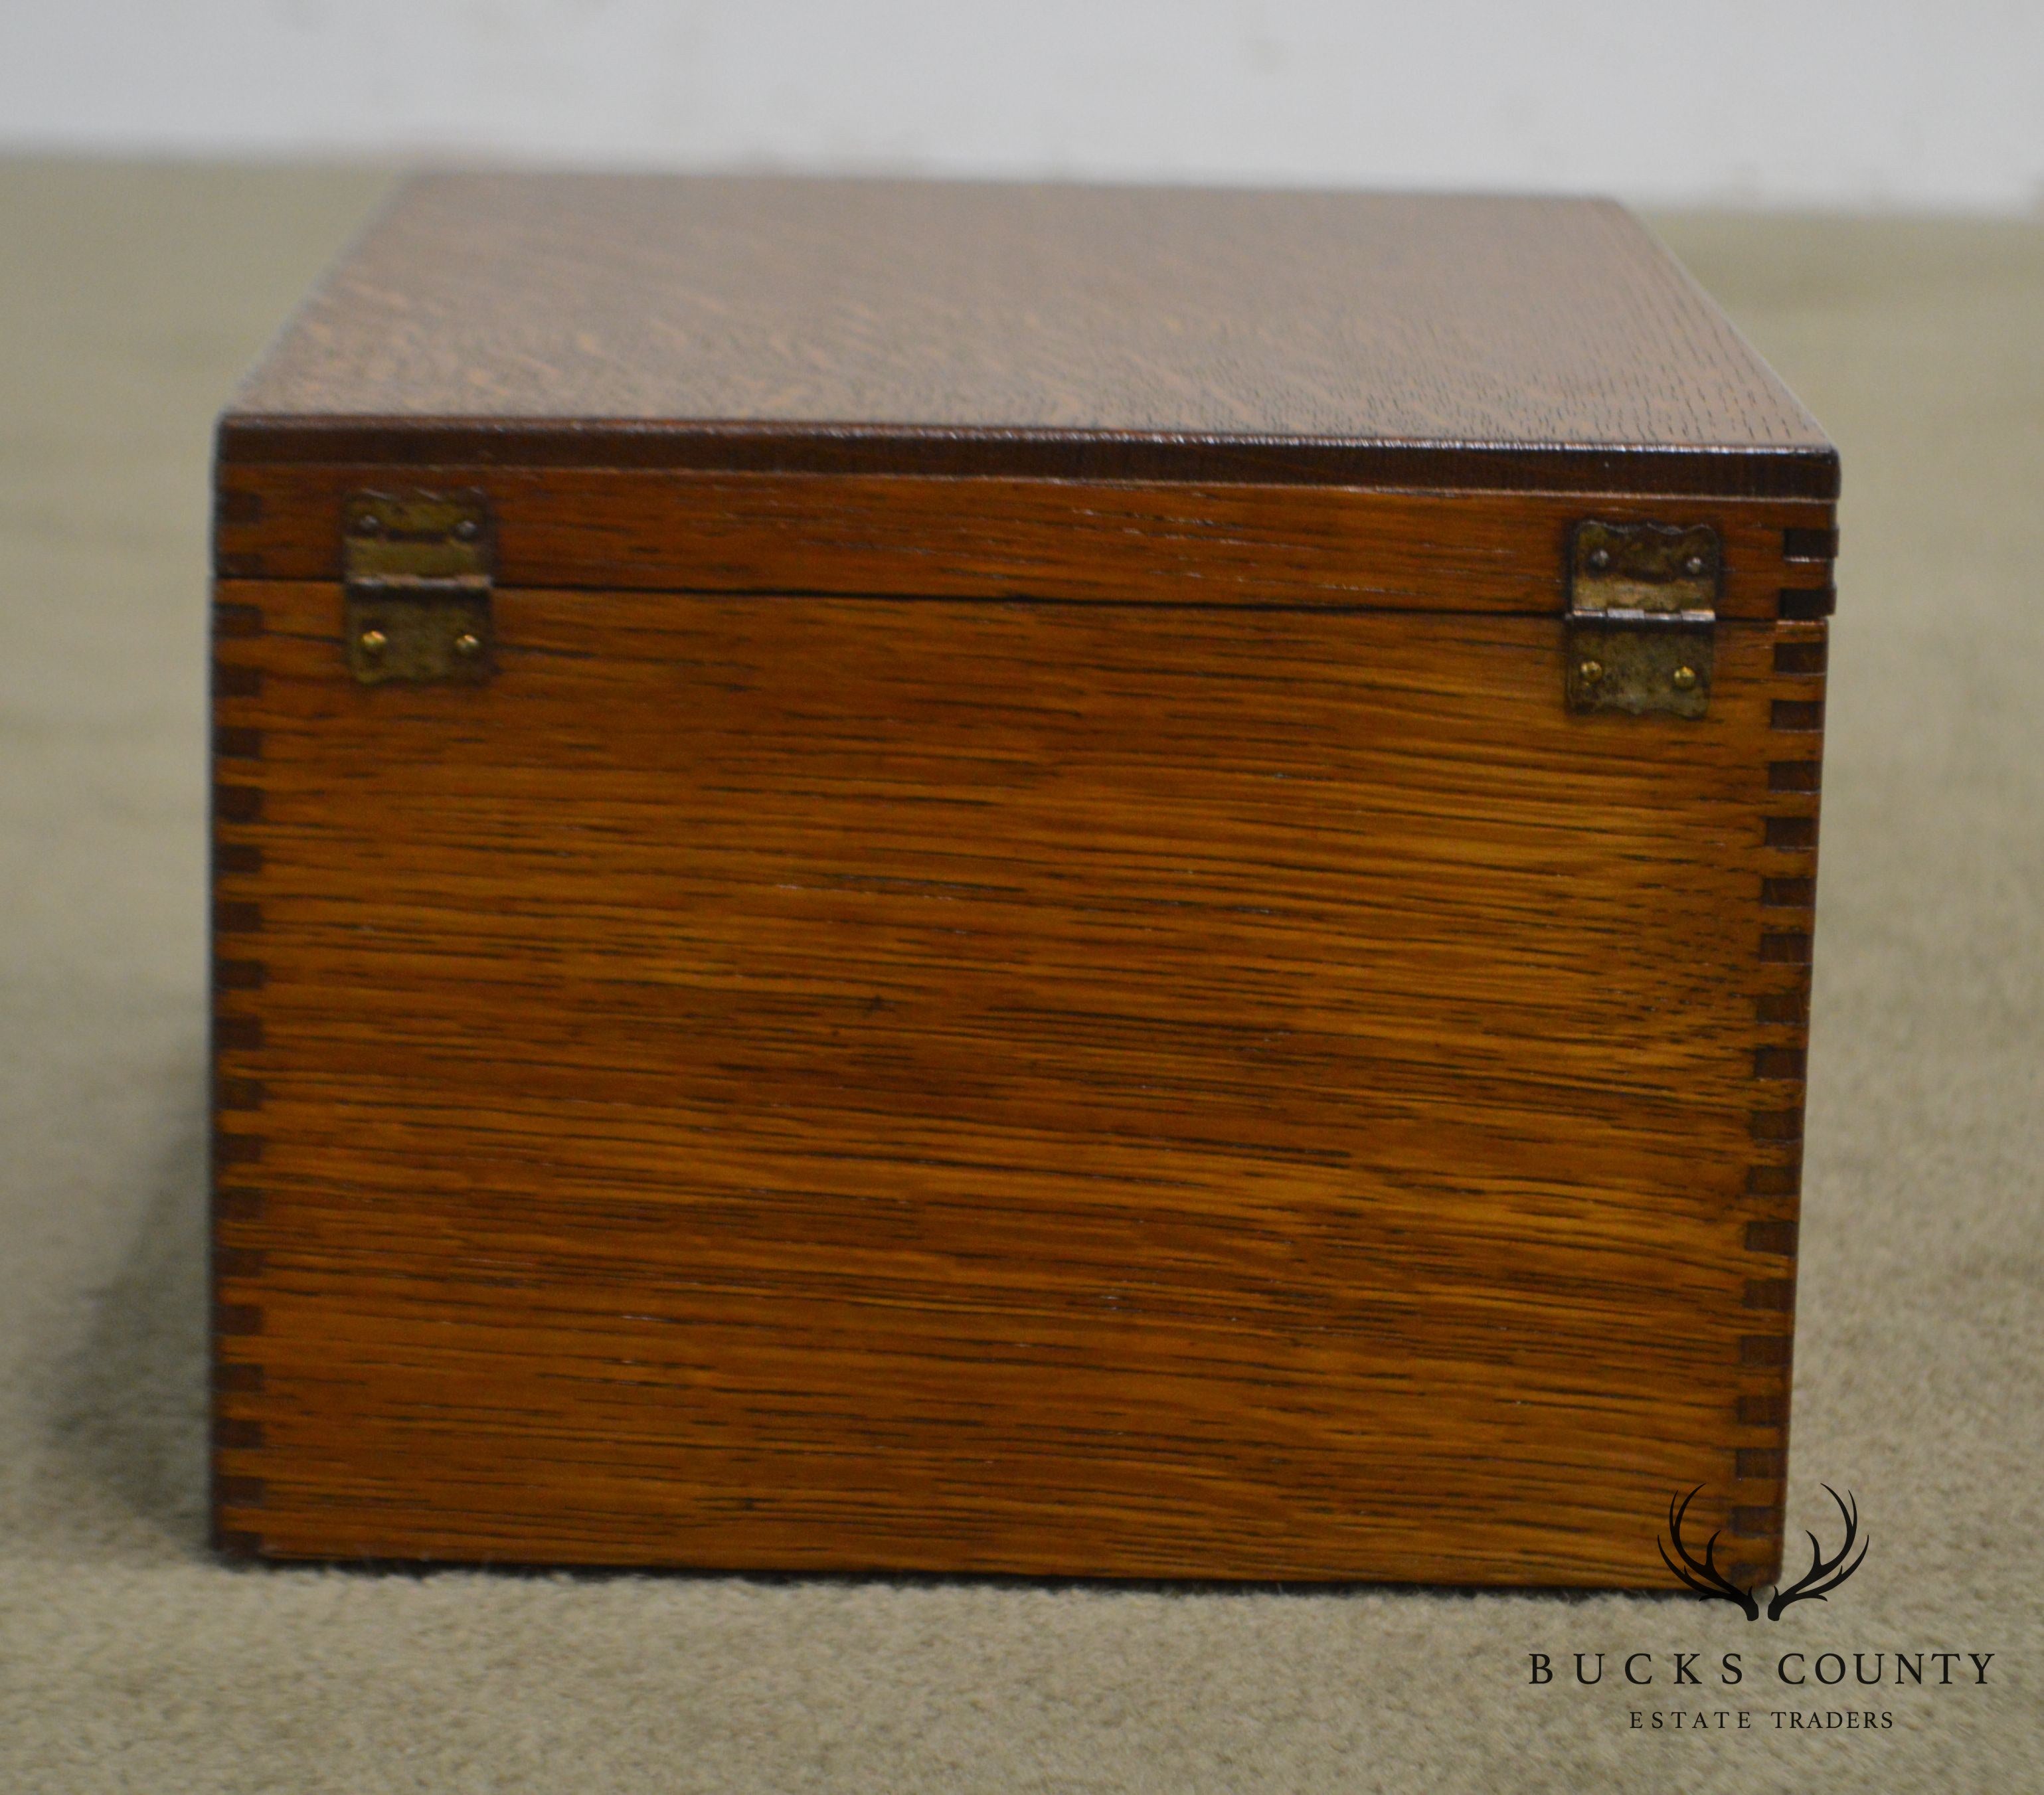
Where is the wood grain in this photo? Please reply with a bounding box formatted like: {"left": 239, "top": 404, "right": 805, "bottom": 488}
{"left": 216, "top": 466, "right": 1836, "bottom": 620}
{"left": 213, "top": 576, "right": 1823, "bottom": 1582}
{"left": 210, "top": 172, "right": 1834, "bottom": 1581}
{"left": 218, "top": 175, "right": 1836, "bottom": 498}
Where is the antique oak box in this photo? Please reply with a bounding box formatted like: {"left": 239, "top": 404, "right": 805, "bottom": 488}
{"left": 211, "top": 175, "right": 1835, "bottom": 1584}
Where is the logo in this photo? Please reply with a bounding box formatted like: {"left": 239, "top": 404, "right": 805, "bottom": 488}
{"left": 1525, "top": 1480, "right": 1999, "bottom": 1735}
{"left": 1658, "top": 1484, "right": 1868, "bottom": 1622}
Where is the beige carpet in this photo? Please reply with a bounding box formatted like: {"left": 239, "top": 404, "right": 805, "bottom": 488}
{"left": 1, "top": 162, "right": 2039, "bottom": 1793}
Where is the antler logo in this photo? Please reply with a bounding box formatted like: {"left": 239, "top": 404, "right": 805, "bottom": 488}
{"left": 1658, "top": 1485, "right": 1867, "bottom": 1622}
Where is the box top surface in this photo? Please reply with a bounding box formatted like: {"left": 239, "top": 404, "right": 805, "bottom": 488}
{"left": 221, "top": 174, "right": 1835, "bottom": 497}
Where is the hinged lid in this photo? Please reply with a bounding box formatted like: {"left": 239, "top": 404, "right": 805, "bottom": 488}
{"left": 220, "top": 174, "right": 1835, "bottom": 498}
{"left": 216, "top": 176, "right": 1838, "bottom": 616}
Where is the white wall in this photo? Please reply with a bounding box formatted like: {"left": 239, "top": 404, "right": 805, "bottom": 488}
{"left": 5, "top": 0, "right": 2041, "bottom": 211}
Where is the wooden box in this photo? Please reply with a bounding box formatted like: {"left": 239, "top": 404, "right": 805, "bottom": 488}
{"left": 211, "top": 175, "right": 1835, "bottom": 1584}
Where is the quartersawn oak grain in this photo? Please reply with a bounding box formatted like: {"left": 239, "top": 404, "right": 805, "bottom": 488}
{"left": 210, "top": 174, "right": 1833, "bottom": 1583}
{"left": 218, "top": 175, "right": 1835, "bottom": 497}
{"left": 213, "top": 580, "right": 1822, "bottom": 1582}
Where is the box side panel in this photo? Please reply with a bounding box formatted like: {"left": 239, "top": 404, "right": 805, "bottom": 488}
{"left": 215, "top": 467, "right": 1835, "bottom": 622}
{"left": 211, "top": 569, "right": 1823, "bottom": 1582}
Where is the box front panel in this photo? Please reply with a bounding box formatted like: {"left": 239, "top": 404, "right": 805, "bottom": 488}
{"left": 212, "top": 578, "right": 1822, "bottom": 1582}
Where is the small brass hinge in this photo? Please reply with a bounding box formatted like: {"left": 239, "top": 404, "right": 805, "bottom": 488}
{"left": 342, "top": 490, "right": 495, "bottom": 685}
{"left": 1565, "top": 520, "right": 1719, "bottom": 718}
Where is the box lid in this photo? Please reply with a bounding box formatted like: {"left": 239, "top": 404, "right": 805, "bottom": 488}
{"left": 218, "top": 174, "right": 1834, "bottom": 499}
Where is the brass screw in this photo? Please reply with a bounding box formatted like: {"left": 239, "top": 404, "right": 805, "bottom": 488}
{"left": 1671, "top": 664, "right": 1698, "bottom": 691}
{"left": 452, "top": 518, "right": 480, "bottom": 542}
{"left": 353, "top": 512, "right": 381, "bottom": 535}
{"left": 452, "top": 630, "right": 482, "bottom": 658}
{"left": 358, "top": 627, "right": 388, "bottom": 656}
{"left": 1683, "top": 554, "right": 1708, "bottom": 576}
{"left": 1587, "top": 548, "right": 1611, "bottom": 572}
{"left": 1578, "top": 658, "right": 1604, "bottom": 685}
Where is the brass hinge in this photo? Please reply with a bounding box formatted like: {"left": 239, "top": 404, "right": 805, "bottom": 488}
{"left": 1565, "top": 520, "right": 1719, "bottom": 718}
{"left": 342, "top": 490, "right": 496, "bottom": 685}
